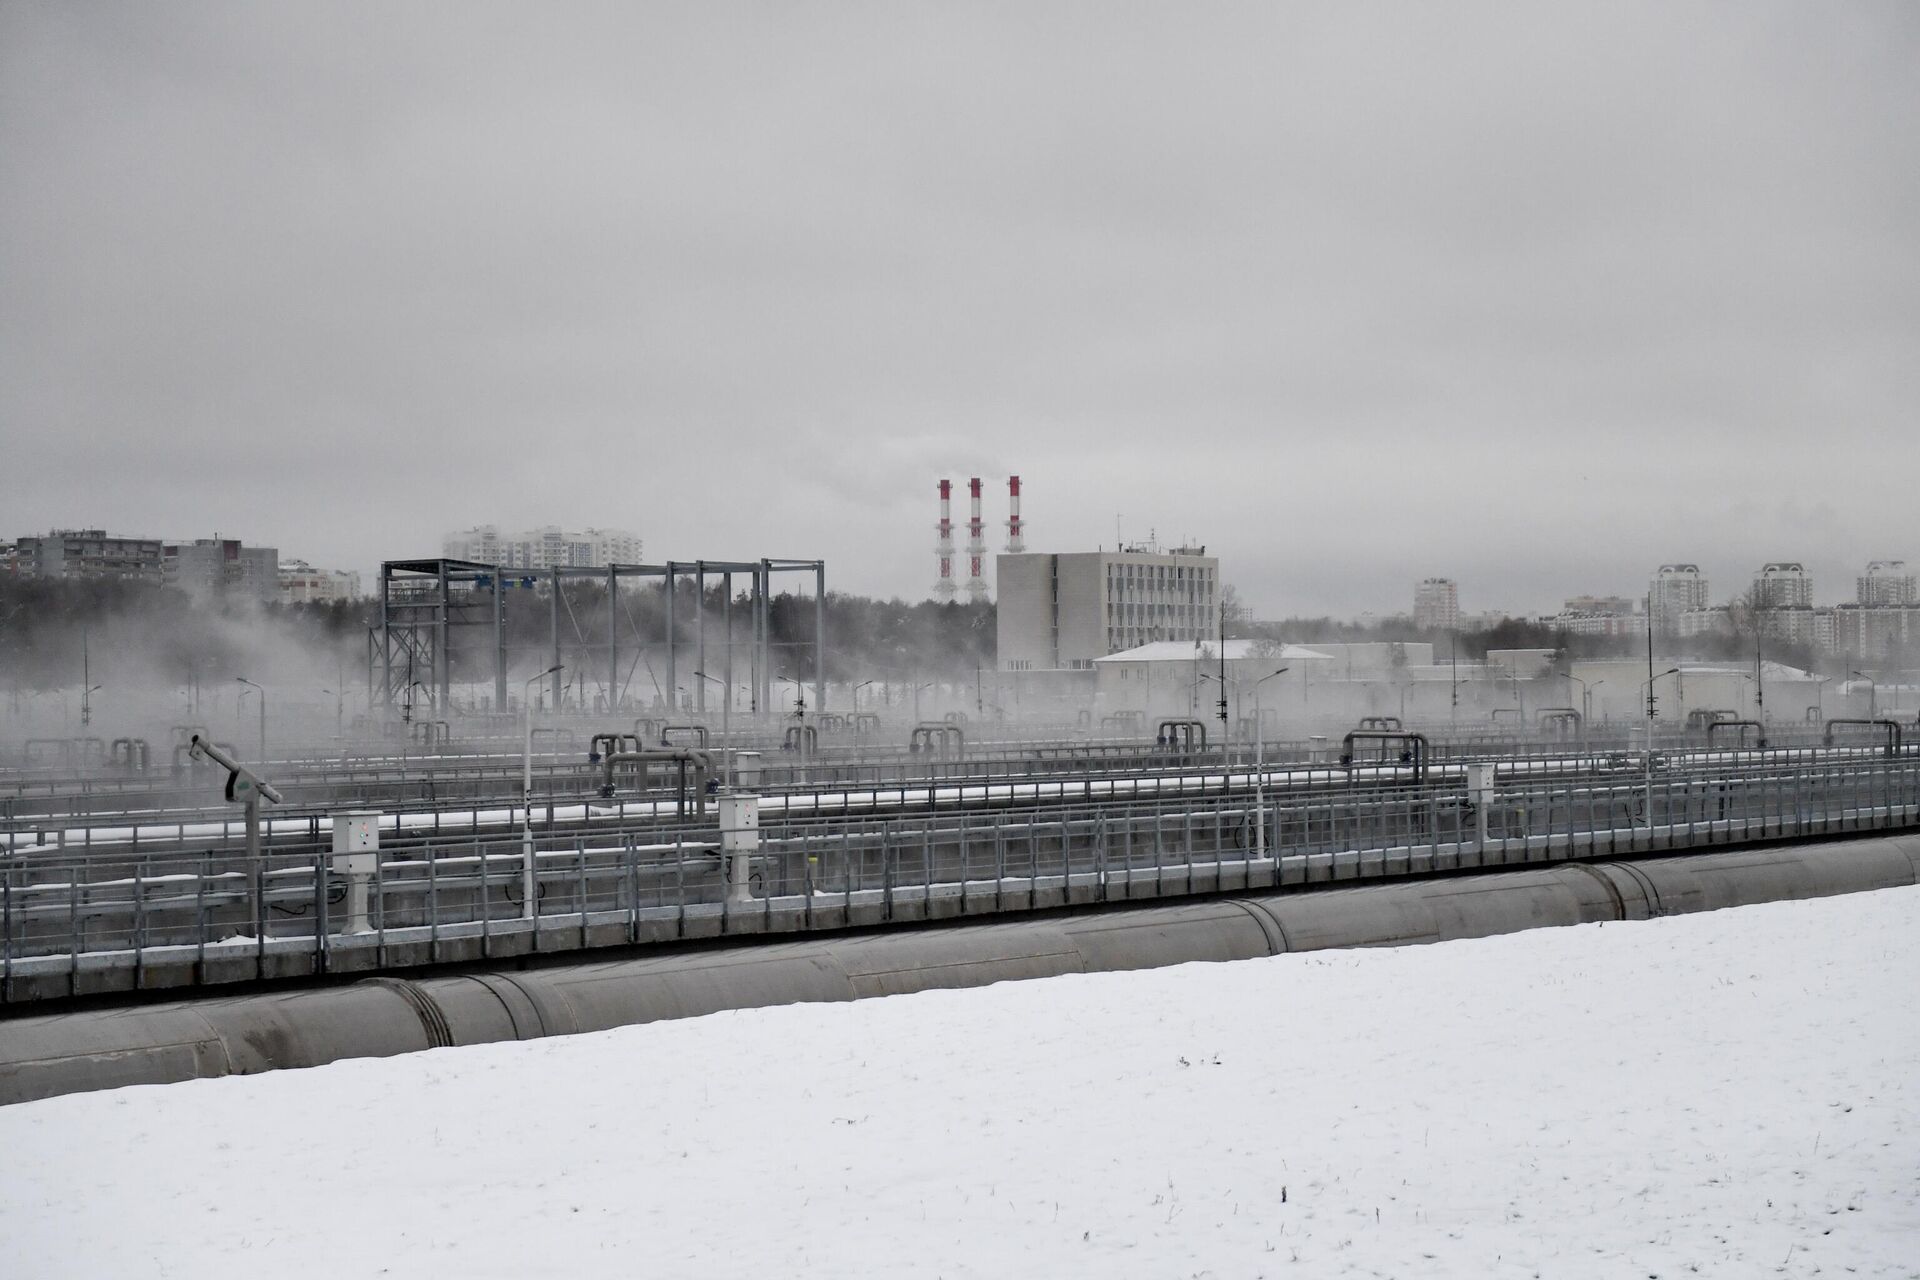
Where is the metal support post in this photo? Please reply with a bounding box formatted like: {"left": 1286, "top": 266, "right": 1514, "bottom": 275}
{"left": 696, "top": 562, "right": 707, "bottom": 714}
{"left": 492, "top": 566, "right": 507, "bottom": 711}
{"left": 815, "top": 561, "right": 827, "bottom": 714}
{"left": 608, "top": 566, "right": 619, "bottom": 712}
{"left": 665, "top": 562, "right": 677, "bottom": 714}
{"left": 436, "top": 559, "right": 451, "bottom": 711}
{"left": 549, "top": 568, "right": 563, "bottom": 710}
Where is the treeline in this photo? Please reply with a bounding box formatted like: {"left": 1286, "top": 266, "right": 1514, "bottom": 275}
{"left": 0, "top": 577, "right": 997, "bottom": 690}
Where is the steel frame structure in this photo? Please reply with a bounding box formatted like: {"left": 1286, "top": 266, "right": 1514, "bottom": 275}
{"left": 371, "top": 557, "right": 826, "bottom": 719}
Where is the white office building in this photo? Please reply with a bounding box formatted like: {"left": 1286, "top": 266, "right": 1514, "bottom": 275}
{"left": 997, "top": 546, "right": 1219, "bottom": 671}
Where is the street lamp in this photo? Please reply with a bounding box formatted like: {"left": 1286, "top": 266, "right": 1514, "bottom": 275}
{"left": 912, "top": 681, "right": 934, "bottom": 722}
{"left": 777, "top": 674, "right": 807, "bottom": 721}
{"left": 1251, "top": 668, "right": 1289, "bottom": 859}
{"left": 522, "top": 664, "right": 563, "bottom": 920}
{"left": 1639, "top": 667, "right": 1679, "bottom": 825}
{"left": 235, "top": 677, "right": 266, "bottom": 761}
{"left": 854, "top": 679, "right": 877, "bottom": 713}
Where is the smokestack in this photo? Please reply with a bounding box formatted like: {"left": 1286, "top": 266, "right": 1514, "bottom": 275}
{"left": 965, "top": 477, "right": 988, "bottom": 601}
{"left": 934, "top": 479, "right": 956, "bottom": 599}
{"left": 1005, "top": 475, "right": 1025, "bottom": 553}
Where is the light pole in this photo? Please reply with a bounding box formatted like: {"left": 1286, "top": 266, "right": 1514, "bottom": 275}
{"left": 854, "top": 679, "right": 877, "bottom": 713}
{"left": 235, "top": 677, "right": 266, "bottom": 761}
{"left": 1251, "top": 667, "right": 1289, "bottom": 859}
{"left": 522, "top": 664, "right": 563, "bottom": 920}
{"left": 912, "top": 681, "right": 933, "bottom": 722}
{"left": 1639, "top": 666, "right": 1679, "bottom": 825}
{"left": 1565, "top": 673, "right": 1602, "bottom": 752}
{"left": 777, "top": 674, "right": 806, "bottom": 721}
{"left": 319, "top": 687, "right": 345, "bottom": 741}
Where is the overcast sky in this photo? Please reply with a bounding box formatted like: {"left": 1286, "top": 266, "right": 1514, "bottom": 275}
{"left": 3, "top": 2, "right": 1915, "bottom": 617}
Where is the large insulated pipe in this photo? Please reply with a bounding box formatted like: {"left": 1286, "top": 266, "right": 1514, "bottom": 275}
{"left": 5, "top": 835, "right": 1918, "bottom": 1107}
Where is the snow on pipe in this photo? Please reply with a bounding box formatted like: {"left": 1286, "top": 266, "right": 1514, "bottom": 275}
{"left": 4, "top": 834, "right": 1918, "bottom": 1107}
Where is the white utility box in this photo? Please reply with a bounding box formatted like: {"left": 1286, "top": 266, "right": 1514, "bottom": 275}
{"left": 732, "top": 751, "right": 763, "bottom": 788}
{"left": 719, "top": 793, "right": 760, "bottom": 905}
{"left": 329, "top": 811, "right": 382, "bottom": 933}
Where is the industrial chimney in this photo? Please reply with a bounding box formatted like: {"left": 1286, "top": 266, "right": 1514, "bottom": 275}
{"left": 1005, "top": 475, "right": 1025, "bottom": 553}
{"left": 965, "top": 477, "right": 988, "bottom": 601}
{"left": 934, "top": 479, "right": 956, "bottom": 599}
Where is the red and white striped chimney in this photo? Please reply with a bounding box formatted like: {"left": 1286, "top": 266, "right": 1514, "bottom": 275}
{"left": 1005, "top": 475, "right": 1025, "bottom": 552}
{"left": 933, "top": 479, "right": 956, "bottom": 599}
{"left": 964, "top": 477, "right": 988, "bottom": 601}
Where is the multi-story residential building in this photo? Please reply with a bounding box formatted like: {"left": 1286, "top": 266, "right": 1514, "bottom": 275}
{"left": 996, "top": 546, "right": 1219, "bottom": 671}
{"left": 1650, "top": 564, "right": 1710, "bottom": 635}
{"left": 1752, "top": 562, "right": 1813, "bottom": 608}
{"left": 1563, "top": 595, "right": 1636, "bottom": 616}
{"left": 15, "top": 529, "right": 165, "bottom": 582}
{"left": 1412, "top": 578, "right": 1459, "bottom": 631}
{"left": 1857, "top": 561, "right": 1917, "bottom": 607}
{"left": 163, "top": 538, "right": 279, "bottom": 603}
{"left": 442, "top": 525, "right": 643, "bottom": 570}
{"left": 278, "top": 560, "right": 363, "bottom": 603}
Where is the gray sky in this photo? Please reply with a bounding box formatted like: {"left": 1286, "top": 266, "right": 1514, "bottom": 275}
{"left": 3, "top": 2, "right": 1915, "bottom": 617}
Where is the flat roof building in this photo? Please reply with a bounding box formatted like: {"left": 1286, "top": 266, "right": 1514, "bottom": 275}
{"left": 997, "top": 546, "right": 1219, "bottom": 671}
{"left": 164, "top": 538, "right": 279, "bottom": 603}
{"left": 15, "top": 529, "right": 164, "bottom": 582}
{"left": 1412, "top": 578, "right": 1459, "bottom": 631}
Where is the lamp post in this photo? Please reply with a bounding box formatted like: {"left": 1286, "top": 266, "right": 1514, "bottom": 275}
{"left": 1565, "top": 674, "right": 1602, "bottom": 752}
{"left": 1639, "top": 666, "right": 1679, "bottom": 826}
{"left": 522, "top": 664, "right": 563, "bottom": 920}
{"left": 854, "top": 679, "right": 877, "bottom": 713}
{"left": 235, "top": 677, "right": 266, "bottom": 761}
{"left": 777, "top": 674, "right": 806, "bottom": 721}
{"left": 913, "top": 681, "right": 933, "bottom": 722}
{"left": 1251, "top": 667, "right": 1289, "bottom": 859}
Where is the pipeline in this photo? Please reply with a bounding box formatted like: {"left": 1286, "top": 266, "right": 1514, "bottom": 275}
{"left": 4, "top": 833, "right": 1918, "bottom": 1106}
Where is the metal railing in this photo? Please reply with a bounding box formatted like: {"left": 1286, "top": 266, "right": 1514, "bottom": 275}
{"left": 5, "top": 753, "right": 1917, "bottom": 1000}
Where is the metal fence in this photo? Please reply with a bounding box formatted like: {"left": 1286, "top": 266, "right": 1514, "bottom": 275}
{"left": 5, "top": 752, "right": 1918, "bottom": 1000}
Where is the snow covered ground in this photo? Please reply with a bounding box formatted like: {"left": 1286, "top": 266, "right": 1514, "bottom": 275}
{"left": 5, "top": 889, "right": 1918, "bottom": 1279}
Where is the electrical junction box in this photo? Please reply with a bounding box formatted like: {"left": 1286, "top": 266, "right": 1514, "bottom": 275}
{"left": 719, "top": 794, "right": 760, "bottom": 852}
{"left": 732, "top": 751, "right": 762, "bottom": 787}
{"left": 330, "top": 811, "right": 381, "bottom": 874}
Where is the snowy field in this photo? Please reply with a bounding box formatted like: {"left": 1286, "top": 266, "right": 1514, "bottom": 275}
{"left": 4, "top": 890, "right": 1918, "bottom": 1278}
